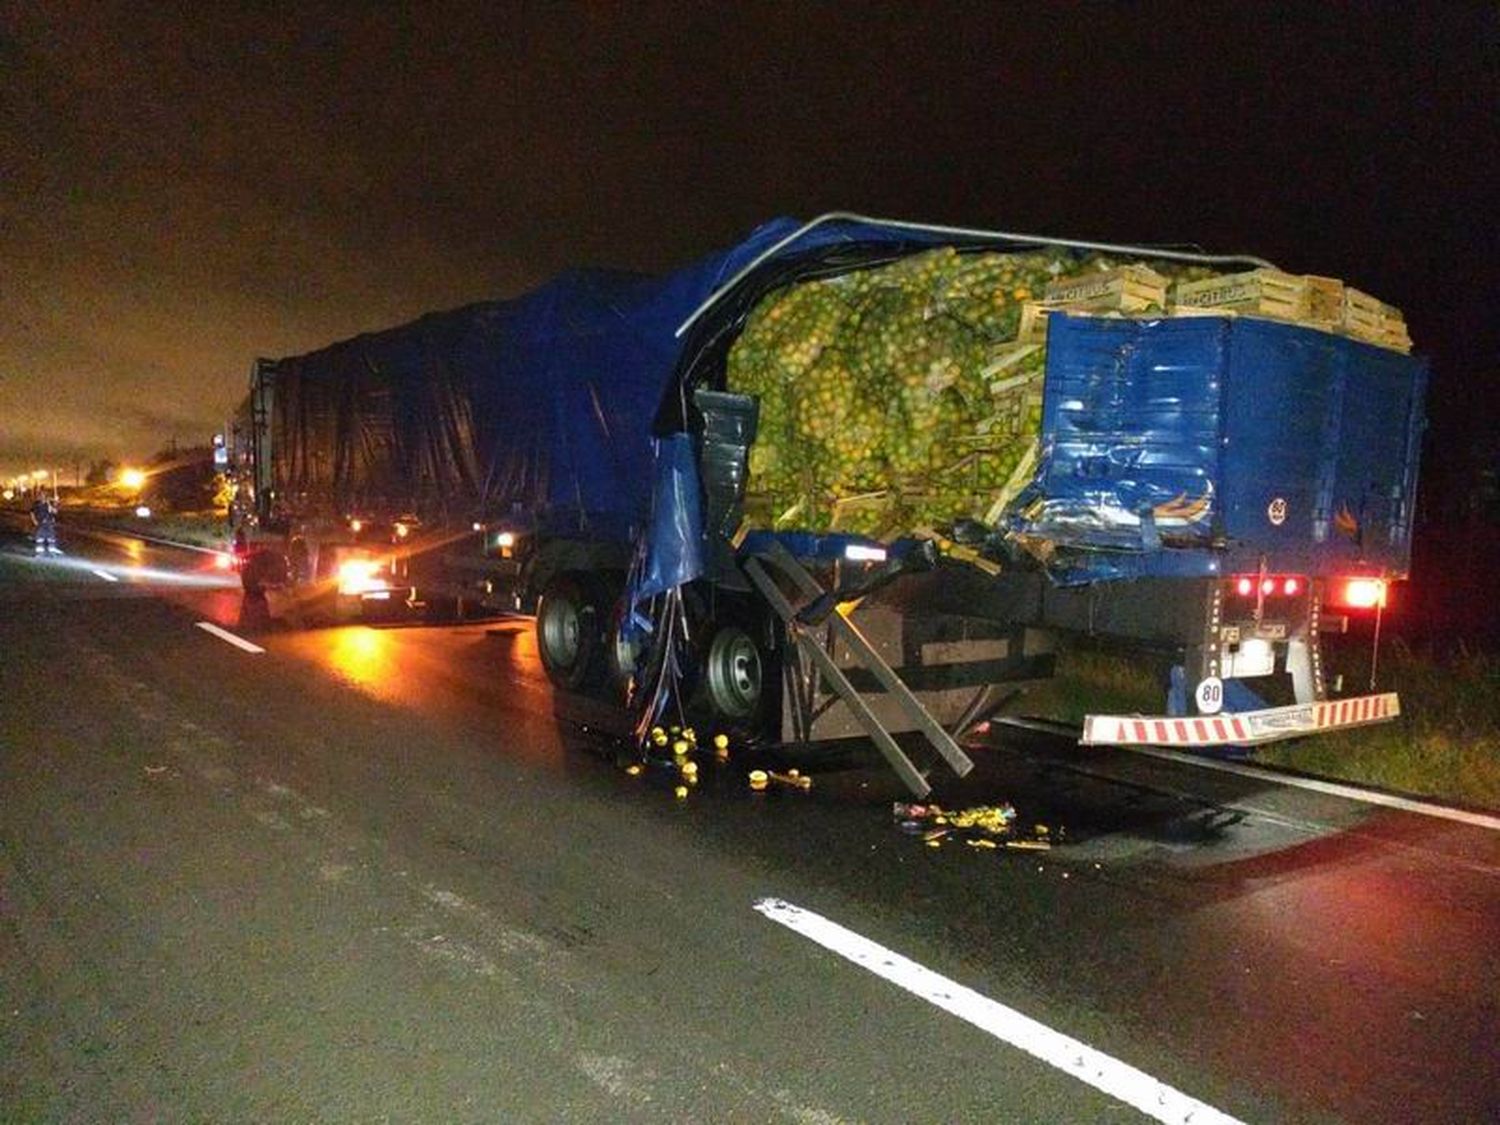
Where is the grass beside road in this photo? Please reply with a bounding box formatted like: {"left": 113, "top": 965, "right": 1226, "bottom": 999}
{"left": 1013, "top": 641, "right": 1500, "bottom": 811}
{"left": 1258, "top": 641, "right": 1500, "bottom": 809}
{"left": 69, "top": 506, "right": 229, "bottom": 551}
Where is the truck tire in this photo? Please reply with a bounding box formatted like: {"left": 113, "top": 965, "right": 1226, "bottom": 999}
{"left": 604, "top": 615, "right": 642, "bottom": 701}
{"left": 693, "top": 601, "right": 780, "bottom": 739}
{"left": 537, "top": 573, "right": 605, "bottom": 691}
{"left": 424, "top": 592, "right": 462, "bottom": 623}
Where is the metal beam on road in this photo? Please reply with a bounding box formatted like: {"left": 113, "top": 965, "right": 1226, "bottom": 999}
{"left": 994, "top": 717, "right": 1500, "bottom": 832}
{"left": 1122, "top": 744, "right": 1500, "bottom": 832}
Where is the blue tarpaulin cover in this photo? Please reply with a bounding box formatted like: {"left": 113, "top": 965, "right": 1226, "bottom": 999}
{"left": 268, "top": 218, "right": 948, "bottom": 534}
{"left": 268, "top": 271, "right": 720, "bottom": 540}
{"left": 633, "top": 434, "right": 706, "bottom": 600}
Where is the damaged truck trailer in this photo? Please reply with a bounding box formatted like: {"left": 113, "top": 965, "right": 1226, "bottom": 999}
{"left": 230, "top": 214, "right": 1427, "bottom": 796}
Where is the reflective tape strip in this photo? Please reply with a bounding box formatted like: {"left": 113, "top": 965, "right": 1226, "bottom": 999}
{"left": 1082, "top": 693, "right": 1400, "bottom": 747}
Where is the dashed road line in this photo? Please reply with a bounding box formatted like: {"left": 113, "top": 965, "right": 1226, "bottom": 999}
{"left": 755, "top": 898, "right": 1244, "bottom": 1125}
{"left": 91, "top": 569, "right": 119, "bottom": 582}
{"left": 194, "top": 621, "right": 265, "bottom": 654}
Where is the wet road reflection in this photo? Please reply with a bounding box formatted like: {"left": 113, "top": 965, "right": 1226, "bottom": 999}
{"left": 326, "top": 625, "right": 403, "bottom": 695}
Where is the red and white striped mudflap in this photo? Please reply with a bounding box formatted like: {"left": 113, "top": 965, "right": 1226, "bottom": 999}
{"left": 1080, "top": 693, "right": 1401, "bottom": 747}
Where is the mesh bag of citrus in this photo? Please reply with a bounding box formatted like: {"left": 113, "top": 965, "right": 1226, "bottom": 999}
{"left": 728, "top": 247, "right": 1068, "bottom": 537}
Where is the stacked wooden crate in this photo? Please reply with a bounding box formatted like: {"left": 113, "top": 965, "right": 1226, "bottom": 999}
{"left": 1342, "top": 288, "right": 1413, "bottom": 352}
{"left": 1172, "top": 268, "right": 1410, "bottom": 353}
{"left": 1018, "top": 265, "right": 1170, "bottom": 343}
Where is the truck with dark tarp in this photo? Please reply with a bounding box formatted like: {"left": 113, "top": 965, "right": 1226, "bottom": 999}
{"left": 231, "top": 215, "right": 1427, "bottom": 796}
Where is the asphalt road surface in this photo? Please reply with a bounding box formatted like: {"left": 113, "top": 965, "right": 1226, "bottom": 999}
{"left": 2, "top": 517, "right": 1497, "bottom": 1123}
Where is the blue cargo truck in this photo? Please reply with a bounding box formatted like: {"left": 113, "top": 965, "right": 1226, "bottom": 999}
{"left": 231, "top": 215, "right": 1427, "bottom": 796}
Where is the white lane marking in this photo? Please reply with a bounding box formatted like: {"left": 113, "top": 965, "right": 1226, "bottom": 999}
{"left": 1121, "top": 744, "right": 1500, "bottom": 832}
{"left": 194, "top": 621, "right": 265, "bottom": 654}
{"left": 91, "top": 569, "right": 119, "bottom": 582}
{"left": 755, "top": 898, "right": 1244, "bottom": 1125}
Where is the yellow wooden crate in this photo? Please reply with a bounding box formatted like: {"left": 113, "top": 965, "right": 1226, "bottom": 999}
{"left": 1173, "top": 268, "right": 1309, "bottom": 320}
{"left": 1302, "top": 275, "right": 1346, "bottom": 329}
{"left": 1343, "top": 288, "right": 1411, "bottom": 353}
{"left": 1017, "top": 301, "right": 1058, "bottom": 342}
{"left": 1043, "top": 264, "right": 1168, "bottom": 312}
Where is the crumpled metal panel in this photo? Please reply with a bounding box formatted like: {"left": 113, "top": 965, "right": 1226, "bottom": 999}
{"left": 1010, "top": 315, "right": 1427, "bottom": 583}
{"left": 1012, "top": 315, "right": 1228, "bottom": 551}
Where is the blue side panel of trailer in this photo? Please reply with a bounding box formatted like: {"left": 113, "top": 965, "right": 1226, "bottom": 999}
{"left": 1012, "top": 315, "right": 1426, "bottom": 583}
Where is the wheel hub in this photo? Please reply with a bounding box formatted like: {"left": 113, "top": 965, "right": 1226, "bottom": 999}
{"left": 707, "top": 627, "right": 762, "bottom": 719}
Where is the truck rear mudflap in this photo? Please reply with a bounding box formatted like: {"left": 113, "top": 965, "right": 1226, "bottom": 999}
{"left": 1081, "top": 692, "right": 1400, "bottom": 747}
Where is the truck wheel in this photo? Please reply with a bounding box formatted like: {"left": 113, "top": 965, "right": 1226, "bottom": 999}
{"left": 704, "top": 624, "right": 764, "bottom": 721}
{"left": 332, "top": 593, "right": 364, "bottom": 624}
{"left": 537, "top": 574, "right": 604, "bottom": 690}
{"left": 424, "top": 593, "right": 461, "bottom": 623}
{"left": 696, "top": 602, "right": 780, "bottom": 740}
{"left": 603, "top": 599, "right": 648, "bottom": 704}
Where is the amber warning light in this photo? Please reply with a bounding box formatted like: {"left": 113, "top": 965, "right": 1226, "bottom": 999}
{"left": 337, "top": 558, "right": 388, "bottom": 596}
{"left": 1334, "top": 577, "right": 1387, "bottom": 609}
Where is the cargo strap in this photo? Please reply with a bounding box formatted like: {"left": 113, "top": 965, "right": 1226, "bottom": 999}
{"left": 742, "top": 546, "right": 975, "bottom": 798}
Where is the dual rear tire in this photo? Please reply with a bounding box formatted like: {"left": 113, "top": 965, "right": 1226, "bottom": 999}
{"left": 536, "top": 574, "right": 779, "bottom": 738}
{"left": 536, "top": 573, "right": 607, "bottom": 691}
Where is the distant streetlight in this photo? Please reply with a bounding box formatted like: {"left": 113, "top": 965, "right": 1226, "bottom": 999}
{"left": 119, "top": 467, "right": 147, "bottom": 490}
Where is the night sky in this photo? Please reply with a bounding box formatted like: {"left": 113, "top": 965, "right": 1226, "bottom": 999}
{"left": 2, "top": 3, "right": 1496, "bottom": 495}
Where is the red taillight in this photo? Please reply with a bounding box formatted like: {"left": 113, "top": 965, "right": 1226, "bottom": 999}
{"left": 1339, "top": 578, "right": 1387, "bottom": 609}
{"left": 1231, "top": 574, "right": 1307, "bottom": 598}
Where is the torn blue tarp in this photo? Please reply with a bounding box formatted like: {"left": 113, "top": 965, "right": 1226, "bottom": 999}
{"left": 633, "top": 434, "right": 706, "bottom": 603}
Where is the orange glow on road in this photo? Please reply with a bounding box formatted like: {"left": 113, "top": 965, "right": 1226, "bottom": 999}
{"left": 326, "top": 627, "right": 401, "bottom": 694}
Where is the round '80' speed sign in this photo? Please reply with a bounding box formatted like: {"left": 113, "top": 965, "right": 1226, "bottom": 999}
{"left": 1195, "top": 675, "right": 1225, "bottom": 715}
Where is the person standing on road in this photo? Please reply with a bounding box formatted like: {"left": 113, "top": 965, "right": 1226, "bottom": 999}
{"left": 31, "top": 494, "right": 60, "bottom": 555}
